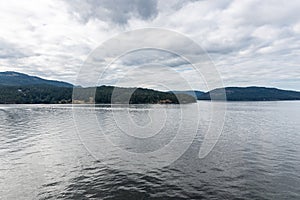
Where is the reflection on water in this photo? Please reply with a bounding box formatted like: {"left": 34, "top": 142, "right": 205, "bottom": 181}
{"left": 0, "top": 102, "right": 300, "bottom": 199}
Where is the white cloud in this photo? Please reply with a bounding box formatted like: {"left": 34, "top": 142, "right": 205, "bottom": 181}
{"left": 0, "top": 0, "right": 299, "bottom": 91}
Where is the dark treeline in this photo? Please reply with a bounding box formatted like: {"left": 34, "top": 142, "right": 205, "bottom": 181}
{"left": 0, "top": 85, "right": 73, "bottom": 104}
{"left": 1, "top": 72, "right": 299, "bottom": 103}
{"left": 0, "top": 85, "right": 196, "bottom": 104}
{"left": 1, "top": 84, "right": 299, "bottom": 104}
{"left": 198, "top": 87, "right": 300, "bottom": 101}
{"left": 74, "top": 86, "right": 196, "bottom": 104}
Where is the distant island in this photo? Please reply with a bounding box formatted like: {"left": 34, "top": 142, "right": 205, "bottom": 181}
{"left": 196, "top": 87, "right": 300, "bottom": 101}
{"left": 0, "top": 71, "right": 299, "bottom": 104}
{"left": 0, "top": 72, "right": 195, "bottom": 104}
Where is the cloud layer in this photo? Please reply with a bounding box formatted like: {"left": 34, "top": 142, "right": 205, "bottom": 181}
{"left": 0, "top": 0, "right": 299, "bottom": 91}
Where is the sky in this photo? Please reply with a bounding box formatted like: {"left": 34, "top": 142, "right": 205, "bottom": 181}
{"left": 0, "top": 0, "right": 299, "bottom": 91}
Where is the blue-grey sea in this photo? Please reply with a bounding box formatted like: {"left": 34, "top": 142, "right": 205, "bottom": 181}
{"left": 0, "top": 101, "right": 299, "bottom": 199}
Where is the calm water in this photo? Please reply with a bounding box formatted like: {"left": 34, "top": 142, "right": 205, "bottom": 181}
{"left": 0, "top": 102, "right": 300, "bottom": 199}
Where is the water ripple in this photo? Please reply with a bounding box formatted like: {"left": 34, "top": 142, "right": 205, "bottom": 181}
{"left": 0, "top": 102, "right": 299, "bottom": 199}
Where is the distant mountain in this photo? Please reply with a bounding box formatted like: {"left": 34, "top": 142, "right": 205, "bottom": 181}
{"left": 0, "top": 71, "right": 196, "bottom": 104}
{"left": 198, "top": 87, "right": 300, "bottom": 101}
{"left": 170, "top": 90, "right": 204, "bottom": 99}
{"left": 1, "top": 72, "right": 299, "bottom": 103}
{"left": 0, "top": 71, "right": 73, "bottom": 87}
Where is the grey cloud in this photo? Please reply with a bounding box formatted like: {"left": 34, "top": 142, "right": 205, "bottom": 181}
{"left": 116, "top": 49, "right": 190, "bottom": 68}
{"left": 225, "top": 0, "right": 300, "bottom": 26}
{"left": 65, "top": 0, "right": 158, "bottom": 25}
{"left": 1, "top": 0, "right": 299, "bottom": 91}
{"left": 0, "top": 40, "right": 39, "bottom": 59}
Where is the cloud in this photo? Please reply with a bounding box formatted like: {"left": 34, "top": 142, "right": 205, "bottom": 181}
{"left": 0, "top": 0, "right": 299, "bottom": 91}
{"left": 0, "top": 39, "right": 39, "bottom": 59}
{"left": 64, "top": 0, "right": 158, "bottom": 25}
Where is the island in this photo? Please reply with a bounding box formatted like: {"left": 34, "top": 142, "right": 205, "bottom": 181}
{"left": 0, "top": 72, "right": 196, "bottom": 104}
{"left": 1, "top": 71, "right": 300, "bottom": 103}
{"left": 197, "top": 87, "right": 300, "bottom": 101}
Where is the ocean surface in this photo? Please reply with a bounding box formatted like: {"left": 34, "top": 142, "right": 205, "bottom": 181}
{"left": 0, "top": 101, "right": 300, "bottom": 199}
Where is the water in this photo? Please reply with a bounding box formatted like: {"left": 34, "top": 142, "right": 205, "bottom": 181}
{"left": 0, "top": 102, "right": 300, "bottom": 199}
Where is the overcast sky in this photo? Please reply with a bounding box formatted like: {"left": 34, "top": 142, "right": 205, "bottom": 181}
{"left": 0, "top": 0, "right": 299, "bottom": 91}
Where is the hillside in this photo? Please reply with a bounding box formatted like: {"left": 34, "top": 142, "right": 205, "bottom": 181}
{"left": 0, "top": 71, "right": 73, "bottom": 87}
{"left": 1, "top": 72, "right": 299, "bottom": 103}
{"left": 74, "top": 86, "right": 196, "bottom": 104}
{"left": 0, "top": 85, "right": 196, "bottom": 104}
{"left": 0, "top": 85, "right": 72, "bottom": 104}
{"left": 170, "top": 90, "right": 204, "bottom": 99}
{"left": 198, "top": 87, "right": 300, "bottom": 101}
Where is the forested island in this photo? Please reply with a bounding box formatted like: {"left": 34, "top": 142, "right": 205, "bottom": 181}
{"left": 0, "top": 72, "right": 196, "bottom": 104}
{"left": 197, "top": 87, "right": 300, "bottom": 101}
{"left": 0, "top": 85, "right": 197, "bottom": 104}
{"left": 0, "top": 71, "right": 300, "bottom": 103}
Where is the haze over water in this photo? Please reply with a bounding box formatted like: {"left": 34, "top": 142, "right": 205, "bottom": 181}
{"left": 0, "top": 101, "right": 299, "bottom": 199}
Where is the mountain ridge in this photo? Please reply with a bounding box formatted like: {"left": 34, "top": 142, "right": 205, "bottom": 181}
{"left": 1, "top": 71, "right": 300, "bottom": 103}
{"left": 198, "top": 86, "right": 300, "bottom": 101}
{"left": 0, "top": 71, "right": 73, "bottom": 87}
